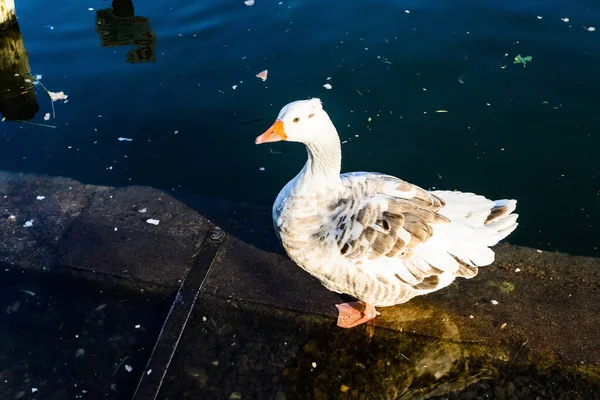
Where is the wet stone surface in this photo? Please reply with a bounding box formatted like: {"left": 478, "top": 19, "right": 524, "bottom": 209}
{"left": 157, "top": 294, "right": 600, "bottom": 400}
{"left": 0, "top": 171, "right": 95, "bottom": 270}
{"left": 0, "top": 265, "right": 172, "bottom": 400}
{"left": 1, "top": 170, "right": 210, "bottom": 289}
{"left": 55, "top": 185, "right": 209, "bottom": 287}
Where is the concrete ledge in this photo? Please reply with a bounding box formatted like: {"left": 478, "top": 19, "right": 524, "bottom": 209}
{"left": 2, "top": 170, "right": 599, "bottom": 379}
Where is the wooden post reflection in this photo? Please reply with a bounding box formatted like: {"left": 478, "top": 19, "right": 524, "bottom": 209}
{"left": 95, "top": 0, "right": 157, "bottom": 64}
{"left": 0, "top": 23, "right": 39, "bottom": 121}
{"left": 0, "top": 0, "right": 17, "bottom": 30}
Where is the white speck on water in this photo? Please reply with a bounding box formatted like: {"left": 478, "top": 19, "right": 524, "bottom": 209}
{"left": 174, "top": 130, "right": 179, "bottom": 135}
{"left": 405, "top": 9, "right": 410, "bottom": 13}
{"left": 23, "top": 220, "right": 34, "bottom": 228}
{"left": 259, "top": 167, "right": 265, "bottom": 171}
{"left": 537, "top": 16, "right": 543, "bottom": 19}
{"left": 587, "top": 26, "right": 596, "bottom": 32}
{"left": 44, "top": 113, "right": 50, "bottom": 121}
{"left": 326, "top": 76, "right": 331, "bottom": 80}
{"left": 146, "top": 219, "right": 160, "bottom": 225}
{"left": 36, "top": 196, "right": 45, "bottom": 200}
{"left": 146, "top": 369, "right": 152, "bottom": 375}
{"left": 32, "top": 388, "right": 38, "bottom": 393}
{"left": 138, "top": 208, "right": 147, "bottom": 213}
{"left": 88, "top": 7, "right": 94, "bottom": 11}
{"left": 232, "top": 85, "right": 238, "bottom": 90}
{"left": 561, "top": 17, "right": 569, "bottom": 22}
{"left": 491, "top": 300, "right": 499, "bottom": 305}
{"left": 135, "top": 324, "right": 141, "bottom": 329}
{"left": 21, "top": 289, "right": 35, "bottom": 296}
{"left": 114, "top": 227, "right": 118, "bottom": 231}
{"left": 323, "top": 83, "right": 332, "bottom": 89}
{"left": 125, "top": 365, "right": 133, "bottom": 372}
{"left": 244, "top": 0, "right": 254, "bottom": 5}
{"left": 118, "top": 137, "right": 133, "bottom": 142}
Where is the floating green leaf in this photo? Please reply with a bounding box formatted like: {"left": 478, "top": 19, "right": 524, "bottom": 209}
{"left": 513, "top": 55, "right": 533, "bottom": 67}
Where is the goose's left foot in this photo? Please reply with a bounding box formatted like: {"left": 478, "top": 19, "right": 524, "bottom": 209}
{"left": 335, "top": 301, "right": 380, "bottom": 328}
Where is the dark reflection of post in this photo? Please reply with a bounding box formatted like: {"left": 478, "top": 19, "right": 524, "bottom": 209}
{"left": 0, "top": 15, "right": 40, "bottom": 121}
{"left": 94, "top": 0, "right": 157, "bottom": 64}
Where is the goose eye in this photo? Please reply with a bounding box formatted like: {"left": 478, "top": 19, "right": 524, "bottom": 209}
{"left": 293, "top": 117, "right": 300, "bottom": 123}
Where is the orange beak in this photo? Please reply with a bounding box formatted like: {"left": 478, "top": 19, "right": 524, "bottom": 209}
{"left": 255, "top": 120, "right": 287, "bottom": 144}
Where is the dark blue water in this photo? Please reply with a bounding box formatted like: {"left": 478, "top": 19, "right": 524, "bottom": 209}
{"left": 2, "top": 0, "right": 599, "bottom": 256}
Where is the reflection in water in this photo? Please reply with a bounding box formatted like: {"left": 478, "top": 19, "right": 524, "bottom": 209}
{"left": 0, "top": 23, "right": 39, "bottom": 121}
{"left": 159, "top": 296, "right": 502, "bottom": 400}
{"left": 95, "top": 0, "right": 156, "bottom": 63}
{"left": 285, "top": 317, "right": 494, "bottom": 399}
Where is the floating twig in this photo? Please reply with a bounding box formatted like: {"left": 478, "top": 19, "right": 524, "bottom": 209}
{"left": 29, "top": 73, "right": 55, "bottom": 119}
{"left": 110, "top": 356, "right": 130, "bottom": 377}
{"left": 14, "top": 120, "right": 56, "bottom": 128}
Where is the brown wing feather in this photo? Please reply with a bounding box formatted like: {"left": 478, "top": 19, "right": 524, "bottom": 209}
{"left": 330, "top": 173, "right": 450, "bottom": 263}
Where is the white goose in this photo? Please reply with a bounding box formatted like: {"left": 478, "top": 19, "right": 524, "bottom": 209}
{"left": 255, "top": 98, "right": 518, "bottom": 328}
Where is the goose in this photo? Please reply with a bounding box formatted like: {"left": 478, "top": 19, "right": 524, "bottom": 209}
{"left": 255, "top": 98, "right": 518, "bottom": 328}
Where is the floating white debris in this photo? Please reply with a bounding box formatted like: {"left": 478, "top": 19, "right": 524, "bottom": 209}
{"left": 135, "top": 324, "right": 141, "bottom": 329}
{"left": 125, "top": 365, "right": 133, "bottom": 372}
{"left": 146, "top": 219, "right": 160, "bottom": 225}
{"left": 232, "top": 85, "right": 238, "bottom": 90}
{"left": 114, "top": 227, "right": 118, "bottom": 231}
{"left": 146, "top": 369, "right": 152, "bottom": 375}
{"left": 491, "top": 300, "right": 499, "bottom": 305}
{"left": 138, "top": 208, "right": 147, "bottom": 213}
{"left": 88, "top": 7, "right": 94, "bottom": 11}
{"left": 174, "top": 130, "right": 179, "bottom": 135}
{"left": 587, "top": 26, "right": 596, "bottom": 32}
{"left": 326, "top": 76, "right": 331, "bottom": 81}
{"left": 36, "top": 196, "right": 45, "bottom": 200}
{"left": 118, "top": 137, "right": 133, "bottom": 142}
{"left": 537, "top": 16, "right": 543, "bottom": 20}
{"left": 323, "top": 83, "right": 332, "bottom": 89}
{"left": 259, "top": 167, "right": 265, "bottom": 171}
{"left": 244, "top": 0, "right": 254, "bottom": 5}
{"left": 32, "top": 388, "right": 38, "bottom": 393}
{"left": 404, "top": 9, "right": 410, "bottom": 13}
{"left": 561, "top": 17, "right": 569, "bottom": 22}
{"left": 23, "top": 220, "right": 34, "bottom": 228}
{"left": 44, "top": 113, "right": 50, "bottom": 121}
{"left": 48, "top": 91, "right": 68, "bottom": 102}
